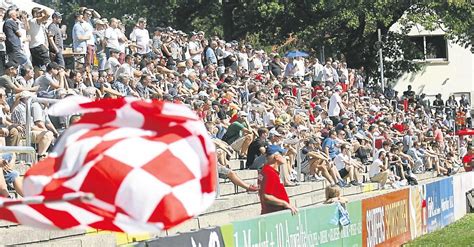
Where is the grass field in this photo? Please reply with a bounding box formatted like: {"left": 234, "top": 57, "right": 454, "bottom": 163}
{"left": 405, "top": 213, "right": 474, "bottom": 246}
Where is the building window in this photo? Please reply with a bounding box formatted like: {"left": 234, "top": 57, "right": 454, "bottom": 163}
{"left": 408, "top": 35, "right": 448, "bottom": 61}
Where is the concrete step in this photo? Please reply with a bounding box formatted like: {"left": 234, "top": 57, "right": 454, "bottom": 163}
{"left": 0, "top": 226, "right": 86, "bottom": 246}
{"left": 17, "top": 234, "right": 117, "bottom": 247}
{"left": 227, "top": 159, "right": 245, "bottom": 170}
{"left": 219, "top": 169, "right": 257, "bottom": 184}
{"left": 0, "top": 220, "right": 18, "bottom": 228}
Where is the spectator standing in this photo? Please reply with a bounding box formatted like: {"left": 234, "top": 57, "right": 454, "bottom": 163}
{"left": 0, "top": 6, "right": 6, "bottom": 75}
{"left": 93, "top": 19, "right": 107, "bottom": 70}
{"left": 72, "top": 12, "right": 90, "bottom": 62}
{"left": 47, "top": 12, "right": 65, "bottom": 67}
{"left": 82, "top": 9, "right": 96, "bottom": 67}
{"left": 27, "top": 7, "right": 52, "bottom": 69}
{"left": 258, "top": 145, "right": 298, "bottom": 215}
{"left": 188, "top": 32, "right": 203, "bottom": 66}
{"left": 130, "top": 18, "right": 151, "bottom": 57}
{"left": 3, "top": 7, "right": 28, "bottom": 66}
{"left": 104, "top": 18, "right": 120, "bottom": 58}
{"left": 311, "top": 58, "right": 324, "bottom": 85}
{"left": 328, "top": 85, "right": 346, "bottom": 125}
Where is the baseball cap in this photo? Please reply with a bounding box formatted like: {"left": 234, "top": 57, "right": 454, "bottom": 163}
{"left": 239, "top": 111, "right": 248, "bottom": 116}
{"left": 266, "top": 145, "right": 287, "bottom": 156}
{"left": 52, "top": 12, "right": 62, "bottom": 18}
{"left": 335, "top": 85, "right": 343, "bottom": 91}
{"left": 269, "top": 129, "right": 282, "bottom": 137}
{"left": 47, "top": 62, "right": 60, "bottom": 71}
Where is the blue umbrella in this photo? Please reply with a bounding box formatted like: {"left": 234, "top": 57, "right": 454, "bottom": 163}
{"left": 285, "top": 50, "right": 309, "bottom": 58}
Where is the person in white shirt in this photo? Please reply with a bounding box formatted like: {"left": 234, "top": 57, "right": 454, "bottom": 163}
{"left": 104, "top": 18, "right": 120, "bottom": 58}
{"left": 334, "top": 144, "right": 361, "bottom": 186}
{"left": 115, "top": 54, "right": 134, "bottom": 78}
{"left": 129, "top": 18, "right": 151, "bottom": 56}
{"left": 81, "top": 9, "right": 96, "bottom": 67}
{"left": 188, "top": 33, "right": 202, "bottom": 66}
{"left": 322, "top": 61, "right": 334, "bottom": 84}
{"left": 28, "top": 7, "right": 52, "bottom": 68}
{"left": 328, "top": 86, "right": 346, "bottom": 125}
{"left": 312, "top": 58, "right": 324, "bottom": 83}
{"left": 369, "top": 150, "right": 396, "bottom": 189}
{"left": 293, "top": 57, "right": 305, "bottom": 77}
{"left": 237, "top": 46, "right": 249, "bottom": 72}
{"left": 105, "top": 49, "right": 121, "bottom": 75}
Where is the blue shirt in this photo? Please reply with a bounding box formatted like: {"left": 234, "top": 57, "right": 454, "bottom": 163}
{"left": 322, "top": 137, "right": 338, "bottom": 159}
{"left": 206, "top": 47, "right": 217, "bottom": 64}
{"left": 72, "top": 22, "right": 87, "bottom": 53}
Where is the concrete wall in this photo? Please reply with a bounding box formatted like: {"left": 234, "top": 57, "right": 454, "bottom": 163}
{"left": 389, "top": 23, "right": 474, "bottom": 101}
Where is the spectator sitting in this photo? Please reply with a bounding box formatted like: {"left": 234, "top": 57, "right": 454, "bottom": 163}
{"left": 369, "top": 150, "right": 397, "bottom": 189}
{"left": 0, "top": 153, "right": 23, "bottom": 197}
{"left": 221, "top": 111, "right": 254, "bottom": 159}
{"left": 11, "top": 91, "right": 54, "bottom": 159}
{"left": 34, "top": 62, "right": 65, "bottom": 98}
{"left": 334, "top": 144, "right": 362, "bottom": 186}
{"left": 246, "top": 127, "right": 268, "bottom": 169}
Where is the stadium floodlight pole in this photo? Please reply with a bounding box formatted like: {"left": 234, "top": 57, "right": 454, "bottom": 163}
{"left": 378, "top": 29, "right": 385, "bottom": 92}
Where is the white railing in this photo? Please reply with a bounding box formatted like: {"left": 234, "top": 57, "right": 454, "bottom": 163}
{"left": 25, "top": 97, "right": 60, "bottom": 147}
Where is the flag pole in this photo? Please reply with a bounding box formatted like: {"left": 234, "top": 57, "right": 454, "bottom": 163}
{"left": 0, "top": 193, "right": 95, "bottom": 208}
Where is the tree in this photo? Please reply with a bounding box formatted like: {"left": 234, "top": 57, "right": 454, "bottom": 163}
{"left": 38, "top": 0, "right": 472, "bottom": 83}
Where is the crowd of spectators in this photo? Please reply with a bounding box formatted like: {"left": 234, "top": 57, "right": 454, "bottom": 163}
{"left": 0, "top": 4, "right": 472, "bottom": 202}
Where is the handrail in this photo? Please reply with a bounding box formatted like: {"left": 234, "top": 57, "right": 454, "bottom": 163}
{"left": 25, "top": 97, "right": 60, "bottom": 147}
{"left": 0, "top": 146, "right": 37, "bottom": 165}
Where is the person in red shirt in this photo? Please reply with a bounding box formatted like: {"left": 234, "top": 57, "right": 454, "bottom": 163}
{"left": 462, "top": 145, "right": 474, "bottom": 172}
{"left": 258, "top": 145, "right": 298, "bottom": 215}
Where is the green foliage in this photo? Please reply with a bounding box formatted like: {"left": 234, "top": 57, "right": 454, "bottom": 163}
{"left": 37, "top": 0, "right": 472, "bottom": 82}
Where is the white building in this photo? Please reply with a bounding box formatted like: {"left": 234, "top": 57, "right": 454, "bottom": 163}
{"left": 389, "top": 22, "right": 473, "bottom": 110}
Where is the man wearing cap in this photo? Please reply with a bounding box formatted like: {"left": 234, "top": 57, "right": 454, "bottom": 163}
{"left": 34, "top": 62, "right": 65, "bottom": 98}
{"left": 130, "top": 18, "right": 151, "bottom": 57}
{"left": 328, "top": 85, "right": 346, "bottom": 125}
{"left": 258, "top": 144, "right": 298, "bottom": 215}
{"left": 93, "top": 19, "right": 107, "bottom": 70}
{"left": 47, "top": 12, "right": 65, "bottom": 67}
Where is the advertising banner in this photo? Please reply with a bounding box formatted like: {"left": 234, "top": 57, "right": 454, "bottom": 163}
{"left": 439, "top": 177, "right": 454, "bottom": 228}
{"left": 425, "top": 177, "right": 454, "bottom": 233}
{"left": 231, "top": 202, "right": 362, "bottom": 246}
{"left": 453, "top": 172, "right": 474, "bottom": 220}
{"left": 409, "top": 185, "right": 425, "bottom": 239}
{"left": 144, "top": 227, "right": 225, "bottom": 247}
{"left": 362, "top": 189, "right": 411, "bottom": 247}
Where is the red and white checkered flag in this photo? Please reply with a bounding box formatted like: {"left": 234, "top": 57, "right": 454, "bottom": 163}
{"left": 0, "top": 97, "right": 217, "bottom": 232}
